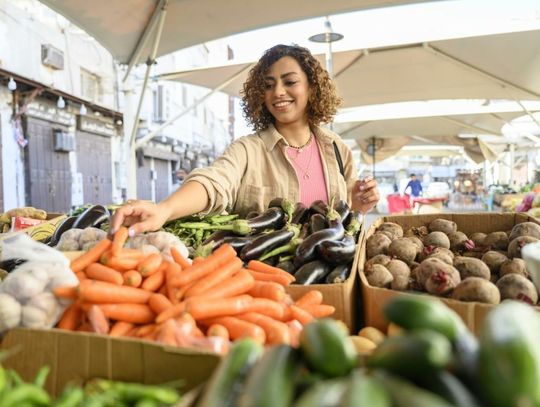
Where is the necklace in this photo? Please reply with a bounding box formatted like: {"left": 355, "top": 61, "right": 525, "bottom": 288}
{"left": 288, "top": 133, "right": 313, "bottom": 153}
{"left": 289, "top": 139, "right": 314, "bottom": 180}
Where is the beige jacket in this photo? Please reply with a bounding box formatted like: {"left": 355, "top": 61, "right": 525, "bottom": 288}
{"left": 185, "top": 124, "right": 358, "bottom": 216}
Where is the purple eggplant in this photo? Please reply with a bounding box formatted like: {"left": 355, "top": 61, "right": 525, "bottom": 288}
{"left": 318, "top": 234, "right": 356, "bottom": 265}
{"left": 293, "top": 260, "right": 333, "bottom": 285}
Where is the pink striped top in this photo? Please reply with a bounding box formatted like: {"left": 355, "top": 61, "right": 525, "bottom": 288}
{"left": 286, "top": 137, "right": 328, "bottom": 206}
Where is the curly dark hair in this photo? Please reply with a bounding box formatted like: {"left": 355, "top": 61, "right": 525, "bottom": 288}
{"left": 240, "top": 44, "right": 342, "bottom": 132}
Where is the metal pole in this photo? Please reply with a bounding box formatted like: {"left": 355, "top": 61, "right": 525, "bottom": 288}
{"left": 123, "top": 0, "right": 168, "bottom": 82}
{"left": 371, "top": 136, "right": 376, "bottom": 178}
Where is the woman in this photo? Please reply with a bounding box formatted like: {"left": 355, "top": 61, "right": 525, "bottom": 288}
{"left": 112, "top": 44, "right": 379, "bottom": 236}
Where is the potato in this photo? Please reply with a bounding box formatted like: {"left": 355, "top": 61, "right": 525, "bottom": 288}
{"left": 451, "top": 277, "right": 500, "bottom": 304}
{"left": 470, "top": 232, "right": 487, "bottom": 247}
{"left": 377, "top": 222, "right": 404, "bottom": 241}
{"left": 358, "top": 327, "right": 386, "bottom": 345}
{"left": 423, "top": 231, "right": 451, "bottom": 249}
{"left": 448, "top": 231, "right": 474, "bottom": 252}
{"left": 453, "top": 256, "right": 491, "bottom": 280}
{"left": 365, "top": 254, "right": 391, "bottom": 269}
{"left": 483, "top": 231, "right": 509, "bottom": 251}
{"left": 386, "top": 259, "right": 411, "bottom": 291}
{"left": 349, "top": 336, "right": 377, "bottom": 356}
{"left": 509, "top": 222, "right": 540, "bottom": 241}
{"left": 365, "top": 264, "right": 393, "bottom": 288}
{"left": 366, "top": 233, "right": 392, "bottom": 259}
{"left": 387, "top": 238, "right": 418, "bottom": 264}
{"left": 496, "top": 274, "right": 539, "bottom": 304}
{"left": 481, "top": 251, "right": 508, "bottom": 274}
{"left": 507, "top": 236, "right": 539, "bottom": 258}
{"left": 499, "top": 258, "right": 528, "bottom": 278}
{"left": 428, "top": 219, "right": 457, "bottom": 235}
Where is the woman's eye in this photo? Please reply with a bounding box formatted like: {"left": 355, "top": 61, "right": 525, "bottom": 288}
{"left": 285, "top": 81, "right": 298, "bottom": 86}
{"left": 264, "top": 83, "right": 273, "bottom": 90}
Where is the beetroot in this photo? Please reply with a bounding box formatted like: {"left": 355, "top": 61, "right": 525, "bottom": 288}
{"left": 366, "top": 233, "right": 392, "bottom": 259}
{"left": 424, "top": 231, "right": 451, "bottom": 250}
{"left": 428, "top": 219, "right": 457, "bottom": 235}
{"left": 451, "top": 277, "right": 500, "bottom": 304}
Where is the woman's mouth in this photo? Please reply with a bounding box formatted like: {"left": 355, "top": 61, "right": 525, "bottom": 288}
{"left": 273, "top": 100, "right": 293, "bottom": 110}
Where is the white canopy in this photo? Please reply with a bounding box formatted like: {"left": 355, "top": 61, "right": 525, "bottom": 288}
{"left": 39, "top": 0, "right": 426, "bottom": 66}
{"left": 156, "top": 29, "right": 540, "bottom": 107}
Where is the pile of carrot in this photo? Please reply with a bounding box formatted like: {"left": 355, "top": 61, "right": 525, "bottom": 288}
{"left": 53, "top": 226, "right": 336, "bottom": 351}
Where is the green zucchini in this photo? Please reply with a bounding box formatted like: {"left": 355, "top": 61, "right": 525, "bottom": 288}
{"left": 300, "top": 318, "right": 357, "bottom": 378}
{"left": 339, "top": 369, "right": 391, "bottom": 407}
{"left": 373, "top": 371, "right": 454, "bottom": 407}
{"left": 416, "top": 370, "right": 481, "bottom": 407}
{"left": 293, "top": 378, "right": 348, "bottom": 407}
{"left": 196, "top": 339, "right": 263, "bottom": 407}
{"left": 478, "top": 301, "right": 540, "bottom": 407}
{"left": 367, "top": 330, "right": 451, "bottom": 378}
{"left": 238, "top": 345, "right": 299, "bottom": 407}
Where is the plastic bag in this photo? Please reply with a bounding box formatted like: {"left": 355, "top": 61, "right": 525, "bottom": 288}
{"left": 127, "top": 231, "right": 190, "bottom": 263}
{"left": 0, "top": 233, "right": 78, "bottom": 333}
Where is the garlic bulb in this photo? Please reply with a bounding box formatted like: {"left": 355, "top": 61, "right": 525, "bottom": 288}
{"left": 0, "top": 293, "right": 22, "bottom": 332}
{"left": 21, "top": 305, "right": 48, "bottom": 328}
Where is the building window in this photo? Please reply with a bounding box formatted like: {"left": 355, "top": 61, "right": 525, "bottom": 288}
{"left": 152, "top": 85, "right": 169, "bottom": 123}
{"left": 80, "top": 68, "right": 102, "bottom": 102}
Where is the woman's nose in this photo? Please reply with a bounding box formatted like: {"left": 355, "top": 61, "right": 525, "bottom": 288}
{"left": 274, "top": 81, "right": 286, "bottom": 96}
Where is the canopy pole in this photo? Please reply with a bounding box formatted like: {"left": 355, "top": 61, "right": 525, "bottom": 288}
{"left": 136, "top": 63, "right": 254, "bottom": 148}
{"left": 438, "top": 116, "right": 501, "bottom": 136}
{"left": 123, "top": 0, "right": 169, "bottom": 82}
{"left": 424, "top": 43, "right": 540, "bottom": 100}
{"left": 126, "top": 2, "right": 168, "bottom": 198}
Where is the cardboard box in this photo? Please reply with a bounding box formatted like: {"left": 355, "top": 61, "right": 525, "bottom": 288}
{"left": 1, "top": 328, "right": 220, "bottom": 397}
{"left": 285, "top": 232, "right": 364, "bottom": 333}
{"left": 358, "top": 212, "right": 540, "bottom": 336}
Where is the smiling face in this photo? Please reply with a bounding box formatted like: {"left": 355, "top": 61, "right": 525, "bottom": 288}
{"left": 263, "top": 56, "right": 311, "bottom": 128}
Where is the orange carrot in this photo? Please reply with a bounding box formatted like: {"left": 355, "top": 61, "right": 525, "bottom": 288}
{"left": 123, "top": 270, "right": 142, "bottom": 287}
{"left": 185, "top": 257, "right": 243, "bottom": 298}
{"left": 169, "top": 244, "right": 237, "bottom": 287}
{"left": 85, "top": 263, "right": 124, "bottom": 285}
{"left": 111, "top": 226, "right": 129, "bottom": 255}
{"left": 243, "top": 298, "right": 284, "bottom": 320}
{"left": 236, "top": 312, "right": 290, "bottom": 345}
{"left": 87, "top": 304, "right": 110, "bottom": 334}
{"left": 116, "top": 248, "right": 146, "bottom": 260}
{"left": 53, "top": 285, "right": 78, "bottom": 300}
{"left": 109, "top": 321, "right": 135, "bottom": 337}
{"left": 79, "top": 279, "right": 152, "bottom": 304}
{"left": 134, "top": 324, "right": 156, "bottom": 337}
{"left": 165, "top": 262, "right": 182, "bottom": 302}
{"left": 247, "top": 270, "right": 293, "bottom": 286}
{"left": 247, "top": 281, "right": 286, "bottom": 302}
{"left": 174, "top": 314, "right": 198, "bottom": 345}
{"left": 202, "top": 316, "right": 266, "bottom": 344}
{"left": 75, "top": 271, "right": 87, "bottom": 282}
{"left": 155, "top": 302, "right": 187, "bottom": 324}
{"left": 77, "top": 322, "right": 93, "bottom": 332}
{"left": 207, "top": 324, "right": 229, "bottom": 340}
{"left": 301, "top": 304, "right": 336, "bottom": 318}
{"left": 192, "top": 257, "right": 204, "bottom": 265}
{"left": 295, "top": 290, "right": 323, "bottom": 308}
{"left": 156, "top": 319, "right": 178, "bottom": 346}
{"left": 138, "top": 253, "right": 163, "bottom": 277}
{"left": 186, "top": 294, "right": 253, "bottom": 320}
{"left": 148, "top": 293, "right": 173, "bottom": 315}
{"left": 196, "top": 269, "right": 255, "bottom": 299}
{"left": 96, "top": 303, "right": 155, "bottom": 324}
{"left": 287, "top": 319, "right": 303, "bottom": 347}
{"left": 57, "top": 301, "right": 81, "bottom": 330}
{"left": 101, "top": 251, "right": 142, "bottom": 271}
{"left": 142, "top": 268, "right": 165, "bottom": 292}
{"left": 170, "top": 246, "right": 191, "bottom": 269}
{"left": 247, "top": 260, "right": 296, "bottom": 281}
{"left": 158, "top": 285, "right": 167, "bottom": 296}
{"left": 71, "top": 239, "right": 112, "bottom": 273}
{"left": 290, "top": 305, "right": 314, "bottom": 325}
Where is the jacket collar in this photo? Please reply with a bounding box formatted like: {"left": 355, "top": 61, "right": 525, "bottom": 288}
{"left": 259, "top": 123, "right": 337, "bottom": 152}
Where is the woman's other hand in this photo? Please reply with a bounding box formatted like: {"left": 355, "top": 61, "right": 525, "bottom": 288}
{"left": 110, "top": 200, "right": 171, "bottom": 237}
{"left": 352, "top": 176, "right": 380, "bottom": 214}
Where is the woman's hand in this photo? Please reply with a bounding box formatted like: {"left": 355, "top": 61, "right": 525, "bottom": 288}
{"left": 352, "top": 176, "right": 380, "bottom": 214}
{"left": 110, "top": 200, "right": 172, "bottom": 237}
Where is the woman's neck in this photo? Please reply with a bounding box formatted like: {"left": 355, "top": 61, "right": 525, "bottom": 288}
{"left": 275, "top": 122, "right": 312, "bottom": 148}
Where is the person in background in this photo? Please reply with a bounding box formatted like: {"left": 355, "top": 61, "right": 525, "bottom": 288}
{"left": 405, "top": 174, "right": 423, "bottom": 198}
{"left": 111, "top": 44, "right": 380, "bottom": 236}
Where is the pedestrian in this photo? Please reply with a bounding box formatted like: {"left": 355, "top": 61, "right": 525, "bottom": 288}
{"left": 405, "top": 174, "right": 423, "bottom": 198}
{"left": 111, "top": 44, "right": 380, "bottom": 236}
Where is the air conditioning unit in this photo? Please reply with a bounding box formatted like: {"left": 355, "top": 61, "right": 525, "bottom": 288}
{"left": 41, "top": 44, "right": 64, "bottom": 70}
